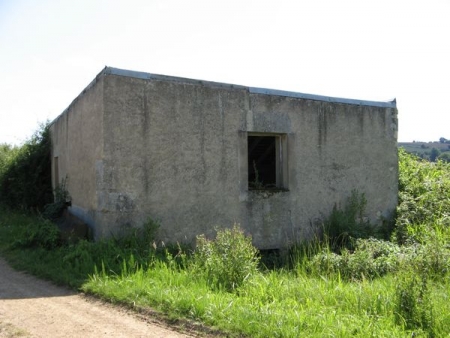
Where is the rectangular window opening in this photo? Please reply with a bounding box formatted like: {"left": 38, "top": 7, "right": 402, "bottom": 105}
{"left": 248, "top": 134, "right": 287, "bottom": 191}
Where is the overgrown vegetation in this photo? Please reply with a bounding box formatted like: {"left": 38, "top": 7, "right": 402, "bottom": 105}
{"left": 0, "top": 123, "right": 52, "bottom": 210}
{"left": 394, "top": 271, "right": 435, "bottom": 335}
{"left": 395, "top": 148, "right": 450, "bottom": 245}
{"left": 322, "top": 190, "right": 373, "bottom": 252}
{"left": 41, "top": 177, "right": 71, "bottom": 221}
{"left": 0, "top": 208, "right": 169, "bottom": 288}
{"left": 192, "top": 224, "right": 260, "bottom": 291}
{"left": 1, "top": 128, "right": 450, "bottom": 336}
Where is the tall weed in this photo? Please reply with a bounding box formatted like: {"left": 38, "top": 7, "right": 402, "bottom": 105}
{"left": 323, "top": 190, "right": 373, "bottom": 252}
{"left": 192, "top": 224, "right": 260, "bottom": 291}
{"left": 394, "top": 271, "right": 435, "bottom": 336}
{"left": 115, "top": 218, "right": 160, "bottom": 254}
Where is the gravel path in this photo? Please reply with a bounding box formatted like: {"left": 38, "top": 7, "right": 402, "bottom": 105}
{"left": 0, "top": 258, "right": 195, "bottom": 338}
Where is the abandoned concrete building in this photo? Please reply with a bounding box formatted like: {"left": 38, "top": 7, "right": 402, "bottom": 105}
{"left": 50, "top": 66, "right": 398, "bottom": 249}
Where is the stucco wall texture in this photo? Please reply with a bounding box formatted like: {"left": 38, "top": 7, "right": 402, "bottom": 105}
{"left": 50, "top": 67, "right": 398, "bottom": 249}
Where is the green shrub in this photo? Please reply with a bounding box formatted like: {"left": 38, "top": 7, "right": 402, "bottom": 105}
{"left": 192, "top": 224, "right": 260, "bottom": 291}
{"left": 42, "top": 177, "right": 71, "bottom": 221}
{"left": 0, "top": 123, "right": 52, "bottom": 210}
{"left": 416, "top": 243, "right": 450, "bottom": 278}
{"left": 311, "top": 150, "right": 450, "bottom": 282}
{"left": 12, "top": 218, "right": 61, "bottom": 250}
{"left": 404, "top": 241, "right": 450, "bottom": 279}
{"left": 309, "top": 238, "right": 449, "bottom": 282}
{"left": 395, "top": 149, "right": 450, "bottom": 244}
{"left": 309, "top": 238, "right": 401, "bottom": 280}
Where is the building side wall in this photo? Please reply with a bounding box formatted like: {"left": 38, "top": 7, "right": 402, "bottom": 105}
{"left": 94, "top": 74, "right": 246, "bottom": 239}
{"left": 91, "top": 74, "right": 397, "bottom": 248}
{"left": 243, "top": 94, "right": 398, "bottom": 247}
{"left": 50, "top": 76, "right": 104, "bottom": 230}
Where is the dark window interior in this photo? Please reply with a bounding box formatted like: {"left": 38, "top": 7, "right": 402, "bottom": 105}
{"left": 248, "top": 136, "right": 276, "bottom": 189}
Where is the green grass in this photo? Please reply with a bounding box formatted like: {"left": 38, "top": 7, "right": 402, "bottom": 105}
{"left": 1, "top": 209, "right": 449, "bottom": 337}
{"left": 82, "top": 262, "right": 450, "bottom": 337}
{"left": 0, "top": 210, "right": 88, "bottom": 287}
{"left": 0, "top": 209, "right": 164, "bottom": 288}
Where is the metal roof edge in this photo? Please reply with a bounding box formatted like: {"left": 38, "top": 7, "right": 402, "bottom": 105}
{"left": 104, "top": 66, "right": 247, "bottom": 90}
{"left": 51, "top": 66, "right": 397, "bottom": 128}
{"left": 249, "top": 87, "right": 397, "bottom": 108}
{"left": 105, "top": 66, "right": 396, "bottom": 108}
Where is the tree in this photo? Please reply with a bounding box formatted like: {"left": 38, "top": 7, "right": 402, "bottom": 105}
{"left": 0, "top": 124, "right": 53, "bottom": 210}
{"left": 430, "top": 147, "right": 440, "bottom": 162}
{"left": 0, "top": 144, "right": 17, "bottom": 177}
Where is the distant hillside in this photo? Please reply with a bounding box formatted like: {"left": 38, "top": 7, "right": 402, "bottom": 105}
{"left": 398, "top": 139, "right": 450, "bottom": 162}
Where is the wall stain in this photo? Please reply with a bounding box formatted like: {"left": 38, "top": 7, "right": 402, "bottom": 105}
{"left": 142, "top": 90, "right": 149, "bottom": 196}
{"left": 317, "top": 103, "right": 327, "bottom": 151}
{"left": 358, "top": 106, "right": 364, "bottom": 135}
{"left": 194, "top": 87, "right": 207, "bottom": 185}
{"left": 218, "top": 93, "right": 227, "bottom": 183}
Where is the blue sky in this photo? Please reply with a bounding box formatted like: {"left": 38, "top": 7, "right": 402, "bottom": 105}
{"left": 1, "top": 0, "right": 449, "bottom": 144}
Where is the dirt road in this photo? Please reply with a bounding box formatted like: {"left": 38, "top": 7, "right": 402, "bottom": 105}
{"left": 0, "top": 258, "right": 195, "bottom": 338}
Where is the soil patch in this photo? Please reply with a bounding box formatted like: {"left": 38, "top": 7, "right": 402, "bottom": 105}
{"left": 0, "top": 258, "right": 196, "bottom": 337}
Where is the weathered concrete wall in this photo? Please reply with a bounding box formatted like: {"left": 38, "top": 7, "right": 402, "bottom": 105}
{"left": 51, "top": 68, "right": 398, "bottom": 248}
{"left": 50, "top": 76, "right": 104, "bottom": 230}
{"left": 242, "top": 94, "right": 398, "bottom": 248}
{"left": 95, "top": 74, "right": 247, "bottom": 239}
